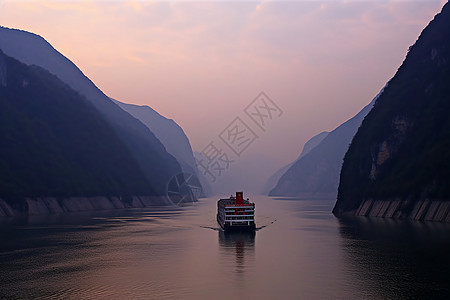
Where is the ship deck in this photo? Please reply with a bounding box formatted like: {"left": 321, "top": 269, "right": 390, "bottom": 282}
{"left": 218, "top": 198, "right": 254, "bottom": 207}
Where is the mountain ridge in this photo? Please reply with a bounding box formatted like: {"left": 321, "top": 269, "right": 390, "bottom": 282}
{"left": 0, "top": 26, "right": 181, "bottom": 195}
{"left": 112, "top": 99, "right": 199, "bottom": 178}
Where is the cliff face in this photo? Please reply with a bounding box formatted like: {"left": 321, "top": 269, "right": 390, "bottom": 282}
{"left": 269, "top": 89, "right": 382, "bottom": 198}
{"left": 0, "top": 196, "right": 170, "bottom": 218}
{"left": 334, "top": 2, "right": 450, "bottom": 222}
{"left": 0, "top": 27, "right": 181, "bottom": 195}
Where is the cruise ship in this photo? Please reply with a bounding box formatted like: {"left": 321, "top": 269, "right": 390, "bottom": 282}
{"left": 217, "top": 192, "right": 256, "bottom": 231}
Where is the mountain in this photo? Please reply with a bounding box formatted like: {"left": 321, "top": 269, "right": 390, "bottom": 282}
{"left": 0, "top": 26, "right": 181, "bottom": 196}
{"left": 193, "top": 152, "right": 213, "bottom": 197}
{"left": 112, "top": 100, "right": 197, "bottom": 177}
{"left": 298, "top": 131, "right": 330, "bottom": 158}
{"left": 269, "top": 88, "right": 385, "bottom": 198}
{"left": 0, "top": 50, "right": 160, "bottom": 214}
{"left": 263, "top": 131, "right": 329, "bottom": 195}
{"left": 333, "top": 2, "right": 450, "bottom": 222}
{"left": 113, "top": 99, "right": 208, "bottom": 197}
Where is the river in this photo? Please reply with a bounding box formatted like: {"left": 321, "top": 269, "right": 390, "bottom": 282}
{"left": 0, "top": 196, "right": 449, "bottom": 299}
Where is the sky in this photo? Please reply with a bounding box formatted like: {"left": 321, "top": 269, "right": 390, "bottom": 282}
{"left": 0, "top": 0, "right": 446, "bottom": 192}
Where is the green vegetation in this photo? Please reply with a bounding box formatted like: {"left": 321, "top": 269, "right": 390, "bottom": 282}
{"left": 0, "top": 50, "right": 156, "bottom": 206}
{"left": 335, "top": 3, "right": 450, "bottom": 214}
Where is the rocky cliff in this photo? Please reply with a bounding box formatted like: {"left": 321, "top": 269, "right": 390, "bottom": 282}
{"left": 333, "top": 2, "right": 450, "bottom": 222}
{"left": 0, "top": 196, "right": 170, "bottom": 217}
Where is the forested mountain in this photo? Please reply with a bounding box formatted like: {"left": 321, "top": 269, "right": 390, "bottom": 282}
{"left": 334, "top": 2, "right": 450, "bottom": 222}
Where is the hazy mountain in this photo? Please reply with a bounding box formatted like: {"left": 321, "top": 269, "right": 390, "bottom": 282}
{"left": 193, "top": 152, "right": 213, "bottom": 197}
{"left": 113, "top": 99, "right": 208, "bottom": 197}
{"left": 299, "top": 131, "right": 331, "bottom": 158}
{"left": 0, "top": 50, "right": 156, "bottom": 210}
{"left": 334, "top": 2, "right": 450, "bottom": 222}
{"left": 269, "top": 89, "right": 385, "bottom": 198}
{"left": 113, "top": 100, "right": 197, "bottom": 174}
{"left": 0, "top": 26, "right": 181, "bottom": 195}
{"left": 263, "top": 131, "right": 329, "bottom": 195}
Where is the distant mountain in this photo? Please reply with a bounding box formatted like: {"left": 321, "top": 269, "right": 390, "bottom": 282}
{"left": 269, "top": 89, "right": 385, "bottom": 198}
{"left": 193, "top": 152, "right": 213, "bottom": 197}
{"left": 112, "top": 100, "right": 197, "bottom": 174}
{"left": 299, "top": 131, "right": 330, "bottom": 158}
{"left": 0, "top": 26, "right": 181, "bottom": 195}
{"left": 334, "top": 2, "right": 450, "bottom": 222}
{"left": 0, "top": 50, "right": 156, "bottom": 211}
{"left": 263, "top": 131, "right": 329, "bottom": 195}
{"left": 113, "top": 99, "right": 207, "bottom": 196}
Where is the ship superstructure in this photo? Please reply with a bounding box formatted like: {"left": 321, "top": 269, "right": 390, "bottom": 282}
{"left": 217, "top": 192, "right": 256, "bottom": 231}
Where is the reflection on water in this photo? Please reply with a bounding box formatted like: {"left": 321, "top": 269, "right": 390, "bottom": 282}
{"left": 218, "top": 231, "right": 255, "bottom": 275}
{"left": 338, "top": 216, "right": 450, "bottom": 299}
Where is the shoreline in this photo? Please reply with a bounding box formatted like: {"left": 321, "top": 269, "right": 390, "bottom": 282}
{"left": 0, "top": 196, "right": 173, "bottom": 218}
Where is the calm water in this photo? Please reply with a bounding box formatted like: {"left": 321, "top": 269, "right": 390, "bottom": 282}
{"left": 1, "top": 196, "right": 449, "bottom": 299}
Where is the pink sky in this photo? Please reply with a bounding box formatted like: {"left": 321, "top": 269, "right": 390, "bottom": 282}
{"left": 0, "top": 0, "right": 446, "bottom": 174}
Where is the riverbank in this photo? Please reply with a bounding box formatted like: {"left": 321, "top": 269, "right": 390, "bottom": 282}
{"left": 345, "top": 198, "right": 450, "bottom": 223}
{"left": 0, "top": 196, "right": 172, "bottom": 218}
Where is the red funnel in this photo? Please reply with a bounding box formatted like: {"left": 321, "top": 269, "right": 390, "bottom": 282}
{"left": 236, "top": 192, "right": 244, "bottom": 205}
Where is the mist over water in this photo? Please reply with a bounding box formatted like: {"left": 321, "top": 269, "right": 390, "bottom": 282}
{"left": 1, "top": 196, "right": 448, "bottom": 299}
